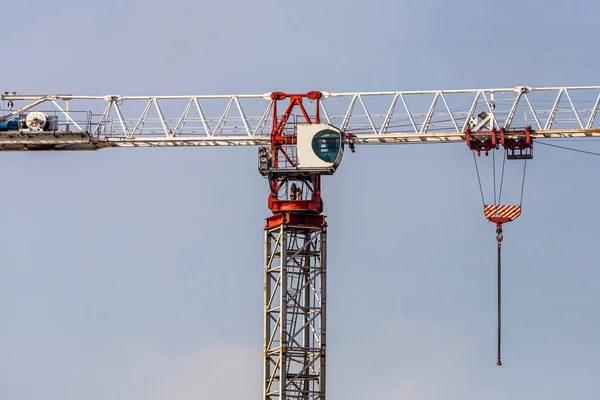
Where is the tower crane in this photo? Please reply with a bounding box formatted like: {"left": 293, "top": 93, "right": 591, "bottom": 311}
{"left": 3, "top": 85, "right": 600, "bottom": 399}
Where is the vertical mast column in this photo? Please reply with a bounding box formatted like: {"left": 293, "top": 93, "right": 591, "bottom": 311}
{"left": 264, "top": 213, "right": 327, "bottom": 400}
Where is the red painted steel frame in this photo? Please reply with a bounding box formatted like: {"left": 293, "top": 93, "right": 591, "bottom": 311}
{"left": 500, "top": 126, "right": 533, "bottom": 158}
{"left": 267, "top": 92, "right": 324, "bottom": 215}
{"left": 264, "top": 213, "right": 327, "bottom": 230}
{"left": 466, "top": 126, "right": 534, "bottom": 156}
{"left": 466, "top": 127, "right": 497, "bottom": 156}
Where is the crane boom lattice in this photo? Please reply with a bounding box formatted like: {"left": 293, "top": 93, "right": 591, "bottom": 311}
{"left": 3, "top": 86, "right": 600, "bottom": 150}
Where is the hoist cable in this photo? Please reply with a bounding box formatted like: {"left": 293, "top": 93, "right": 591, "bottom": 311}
{"left": 472, "top": 151, "right": 485, "bottom": 206}
{"left": 496, "top": 231, "right": 502, "bottom": 366}
{"left": 497, "top": 151, "right": 507, "bottom": 205}
{"left": 492, "top": 149, "right": 497, "bottom": 205}
{"left": 520, "top": 160, "right": 527, "bottom": 207}
{"left": 469, "top": 146, "right": 525, "bottom": 367}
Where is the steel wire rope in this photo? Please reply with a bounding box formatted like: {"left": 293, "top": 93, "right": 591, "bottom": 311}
{"left": 471, "top": 147, "right": 502, "bottom": 365}
{"left": 496, "top": 230, "right": 502, "bottom": 366}
{"left": 472, "top": 151, "right": 486, "bottom": 206}
{"left": 493, "top": 149, "right": 497, "bottom": 206}
{"left": 497, "top": 151, "right": 507, "bottom": 205}
{"left": 539, "top": 138, "right": 600, "bottom": 142}
{"left": 492, "top": 147, "right": 500, "bottom": 366}
{"left": 520, "top": 160, "right": 528, "bottom": 207}
{"left": 536, "top": 140, "right": 600, "bottom": 156}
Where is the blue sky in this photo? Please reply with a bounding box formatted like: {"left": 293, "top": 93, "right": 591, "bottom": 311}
{"left": 1, "top": 0, "right": 599, "bottom": 399}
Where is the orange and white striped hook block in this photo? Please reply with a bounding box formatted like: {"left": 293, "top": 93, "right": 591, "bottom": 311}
{"left": 484, "top": 204, "right": 521, "bottom": 224}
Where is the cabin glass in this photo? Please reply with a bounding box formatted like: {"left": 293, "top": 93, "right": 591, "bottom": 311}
{"left": 311, "top": 129, "right": 341, "bottom": 163}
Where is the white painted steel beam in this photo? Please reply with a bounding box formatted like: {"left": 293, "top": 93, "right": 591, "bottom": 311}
{"left": 2, "top": 86, "right": 600, "bottom": 149}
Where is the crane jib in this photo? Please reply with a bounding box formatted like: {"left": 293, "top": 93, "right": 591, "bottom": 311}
{"left": 2, "top": 85, "right": 600, "bottom": 149}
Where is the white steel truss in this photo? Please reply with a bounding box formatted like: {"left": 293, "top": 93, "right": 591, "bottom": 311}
{"left": 264, "top": 223, "right": 326, "bottom": 400}
{"left": 2, "top": 85, "right": 600, "bottom": 150}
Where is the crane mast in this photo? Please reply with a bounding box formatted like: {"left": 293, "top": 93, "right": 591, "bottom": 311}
{"left": 3, "top": 85, "right": 600, "bottom": 400}
{"left": 261, "top": 92, "right": 335, "bottom": 400}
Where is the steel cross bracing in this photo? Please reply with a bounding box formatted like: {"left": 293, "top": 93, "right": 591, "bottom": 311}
{"left": 3, "top": 85, "right": 600, "bottom": 150}
{"left": 264, "top": 222, "right": 326, "bottom": 400}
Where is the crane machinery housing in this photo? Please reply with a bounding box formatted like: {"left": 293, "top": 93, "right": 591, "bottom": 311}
{"left": 2, "top": 85, "right": 600, "bottom": 400}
